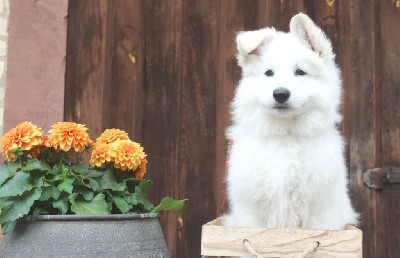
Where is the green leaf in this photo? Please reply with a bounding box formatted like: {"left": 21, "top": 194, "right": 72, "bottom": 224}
{"left": 52, "top": 198, "right": 69, "bottom": 214}
{"left": 39, "top": 186, "right": 61, "bottom": 201}
{"left": 100, "top": 170, "right": 126, "bottom": 192}
{"left": 125, "top": 192, "right": 138, "bottom": 206}
{"left": 87, "top": 178, "right": 100, "bottom": 191}
{"left": 152, "top": 197, "right": 187, "bottom": 212}
{"left": 136, "top": 179, "right": 152, "bottom": 191}
{"left": 0, "top": 172, "right": 33, "bottom": 198}
{"left": 4, "top": 162, "right": 20, "bottom": 173}
{"left": 57, "top": 178, "right": 74, "bottom": 194}
{"left": 23, "top": 159, "right": 51, "bottom": 172}
{"left": 33, "top": 177, "right": 44, "bottom": 188}
{"left": 71, "top": 165, "right": 103, "bottom": 178}
{"left": 1, "top": 220, "right": 17, "bottom": 235}
{"left": 76, "top": 188, "right": 94, "bottom": 201}
{"left": 33, "top": 207, "right": 49, "bottom": 215}
{"left": 133, "top": 180, "right": 153, "bottom": 211}
{"left": 110, "top": 195, "right": 131, "bottom": 213}
{"left": 69, "top": 193, "right": 109, "bottom": 215}
{"left": 0, "top": 187, "right": 42, "bottom": 224}
{"left": 0, "top": 165, "right": 16, "bottom": 186}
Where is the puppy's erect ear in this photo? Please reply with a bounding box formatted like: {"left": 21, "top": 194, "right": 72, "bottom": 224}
{"left": 236, "top": 28, "right": 275, "bottom": 67}
{"left": 290, "top": 13, "right": 334, "bottom": 61}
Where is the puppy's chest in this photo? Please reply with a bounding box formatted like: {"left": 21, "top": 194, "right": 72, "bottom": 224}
{"left": 242, "top": 139, "right": 319, "bottom": 192}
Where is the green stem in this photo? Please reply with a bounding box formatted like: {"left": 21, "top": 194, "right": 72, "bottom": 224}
{"left": 58, "top": 157, "right": 63, "bottom": 168}
{"left": 75, "top": 149, "right": 86, "bottom": 165}
{"left": 18, "top": 155, "right": 23, "bottom": 170}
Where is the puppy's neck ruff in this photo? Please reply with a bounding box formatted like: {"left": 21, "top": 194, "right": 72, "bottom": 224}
{"left": 228, "top": 106, "right": 341, "bottom": 138}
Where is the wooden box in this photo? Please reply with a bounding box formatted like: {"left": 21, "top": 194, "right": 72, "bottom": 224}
{"left": 201, "top": 217, "right": 362, "bottom": 257}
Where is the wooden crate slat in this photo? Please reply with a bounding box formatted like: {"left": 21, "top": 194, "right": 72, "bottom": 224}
{"left": 201, "top": 218, "right": 362, "bottom": 257}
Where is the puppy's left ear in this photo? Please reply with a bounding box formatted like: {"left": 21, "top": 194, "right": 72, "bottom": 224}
{"left": 290, "top": 13, "right": 334, "bottom": 61}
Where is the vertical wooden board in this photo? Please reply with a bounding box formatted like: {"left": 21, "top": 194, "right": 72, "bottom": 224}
{"left": 376, "top": 1, "right": 400, "bottom": 256}
{"left": 380, "top": 0, "right": 400, "bottom": 164}
{"left": 305, "top": 0, "right": 340, "bottom": 61}
{"left": 64, "top": 0, "right": 114, "bottom": 137}
{"left": 140, "top": 1, "right": 183, "bottom": 257}
{"left": 108, "top": 1, "right": 143, "bottom": 140}
{"left": 180, "top": 0, "right": 219, "bottom": 256}
{"left": 216, "top": 0, "right": 259, "bottom": 215}
{"left": 257, "top": 0, "right": 305, "bottom": 30}
{"left": 338, "top": 1, "right": 380, "bottom": 257}
{"left": 375, "top": 190, "right": 400, "bottom": 256}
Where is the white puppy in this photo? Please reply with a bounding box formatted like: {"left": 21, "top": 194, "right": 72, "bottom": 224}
{"left": 223, "top": 13, "right": 358, "bottom": 230}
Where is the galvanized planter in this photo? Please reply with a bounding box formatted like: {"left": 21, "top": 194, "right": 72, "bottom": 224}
{"left": 0, "top": 213, "right": 169, "bottom": 258}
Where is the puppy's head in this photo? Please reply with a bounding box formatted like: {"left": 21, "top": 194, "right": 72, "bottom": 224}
{"left": 233, "top": 13, "right": 341, "bottom": 127}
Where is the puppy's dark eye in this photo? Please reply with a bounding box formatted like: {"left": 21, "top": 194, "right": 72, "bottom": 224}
{"left": 295, "top": 69, "right": 307, "bottom": 76}
{"left": 265, "top": 70, "right": 274, "bottom": 77}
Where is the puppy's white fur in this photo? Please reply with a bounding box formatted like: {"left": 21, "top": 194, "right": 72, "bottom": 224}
{"left": 223, "top": 13, "right": 358, "bottom": 230}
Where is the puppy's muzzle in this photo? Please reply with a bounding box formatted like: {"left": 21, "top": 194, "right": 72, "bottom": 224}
{"left": 273, "top": 87, "right": 290, "bottom": 103}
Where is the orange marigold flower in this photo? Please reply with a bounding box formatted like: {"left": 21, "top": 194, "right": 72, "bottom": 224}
{"left": 42, "top": 135, "right": 51, "bottom": 148}
{"left": 90, "top": 143, "right": 112, "bottom": 167}
{"left": 0, "top": 122, "right": 43, "bottom": 161}
{"left": 95, "top": 129, "right": 129, "bottom": 147}
{"left": 134, "top": 158, "right": 147, "bottom": 179}
{"left": 110, "top": 140, "right": 146, "bottom": 172}
{"left": 47, "top": 122, "right": 92, "bottom": 152}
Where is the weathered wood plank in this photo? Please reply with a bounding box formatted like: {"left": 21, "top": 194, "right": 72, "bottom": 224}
{"left": 140, "top": 1, "right": 183, "bottom": 257}
{"left": 380, "top": 0, "right": 400, "bottom": 165}
{"left": 375, "top": 0, "right": 400, "bottom": 256}
{"left": 201, "top": 218, "right": 362, "bottom": 257}
{"left": 338, "top": 1, "right": 380, "bottom": 257}
{"left": 63, "top": 1, "right": 400, "bottom": 257}
{"left": 108, "top": 1, "right": 143, "bottom": 140}
{"left": 216, "top": 0, "right": 259, "bottom": 215}
{"left": 306, "top": 0, "right": 340, "bottom": 61}
{"left": 64, "top": 0, "right": 114, "bottom": 137}
{"left": 180, "top": 0, "right": 219, "bottom": 256}
{"left": 257, "top": 0, "right": 305, "bottom": 30}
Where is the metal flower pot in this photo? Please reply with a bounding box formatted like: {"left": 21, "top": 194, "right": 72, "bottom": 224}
{"left": 0, "top": 213, "right": 169, "bottom": 258}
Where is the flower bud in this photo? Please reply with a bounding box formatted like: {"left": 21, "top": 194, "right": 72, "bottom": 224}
{"left": 9, "top": 143, "right": 19, "bottom": 153}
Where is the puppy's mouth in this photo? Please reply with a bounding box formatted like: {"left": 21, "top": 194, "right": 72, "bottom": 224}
{"left": 273, "top": 103, "right": 290, "bottom": 110}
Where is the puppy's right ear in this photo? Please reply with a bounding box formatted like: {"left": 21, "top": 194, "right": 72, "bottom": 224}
{"left": 236, "top": 28, "right": 275, "bottom": 67}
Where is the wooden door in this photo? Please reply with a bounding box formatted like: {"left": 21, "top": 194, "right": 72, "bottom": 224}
{"left": 64, "top": 0, "right": 400, "bottom": 257}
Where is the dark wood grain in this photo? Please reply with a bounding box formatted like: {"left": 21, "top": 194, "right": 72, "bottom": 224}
{"left": 216, "top": 0, "right": 260, "bottom": 215}
{"left": 64, "top": 1, "right": 400, "bottom": 257}
{"left": 306, "top": 0, "right": 339, "bottom": 61}
{"left": 64, "top": 0, "right": 114, "bottom": 137}
{"left": 338, "top": 1, "right": 380, "bottom": 257}
{"left": 180, "top": 1, "right": 219, "bottom": 256}
{"left": 376, "top": 0, "right": 400, "bottom": 256}
{"left": 108, "top": 1, "right": 143, "bottom": 140}
{"left": 257, "top": 0, "right": 305, "bottom": 30}
{"left": 140, "top": 1, "right": 183, "bottom": 257}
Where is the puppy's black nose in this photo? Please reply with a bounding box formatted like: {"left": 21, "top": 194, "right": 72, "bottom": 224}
{"left": 273, "top": 87, "right": 290, "bottom": 103}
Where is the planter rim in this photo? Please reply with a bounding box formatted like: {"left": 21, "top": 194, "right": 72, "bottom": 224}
{"left": 22, "top": 213, "right": 159, "bottom": 221}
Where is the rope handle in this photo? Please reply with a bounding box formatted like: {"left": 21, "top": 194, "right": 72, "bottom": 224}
{"left": 243, "top": 238, "right": 320, "bottom": 258}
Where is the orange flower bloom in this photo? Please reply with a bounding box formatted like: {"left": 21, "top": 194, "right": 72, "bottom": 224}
{"left": 110, "top": 140, "right": 146, "bottom": 171}
{"left": 47, "top": 122, "right": 92, "bottom": 152}
{"left": 42, "top": 135, "right": 51, "bottom": 148}
{"left": 134, "top": 158, "right": 147, "bottom": 179}
{"left": 0, "top": 122, "right": 43, "bottom": 161}
{"left": 95, "top": 129, "right": 129, "bottom": 147}
{"left": 90, "top": 143, "right": 112, "bottom": 167}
